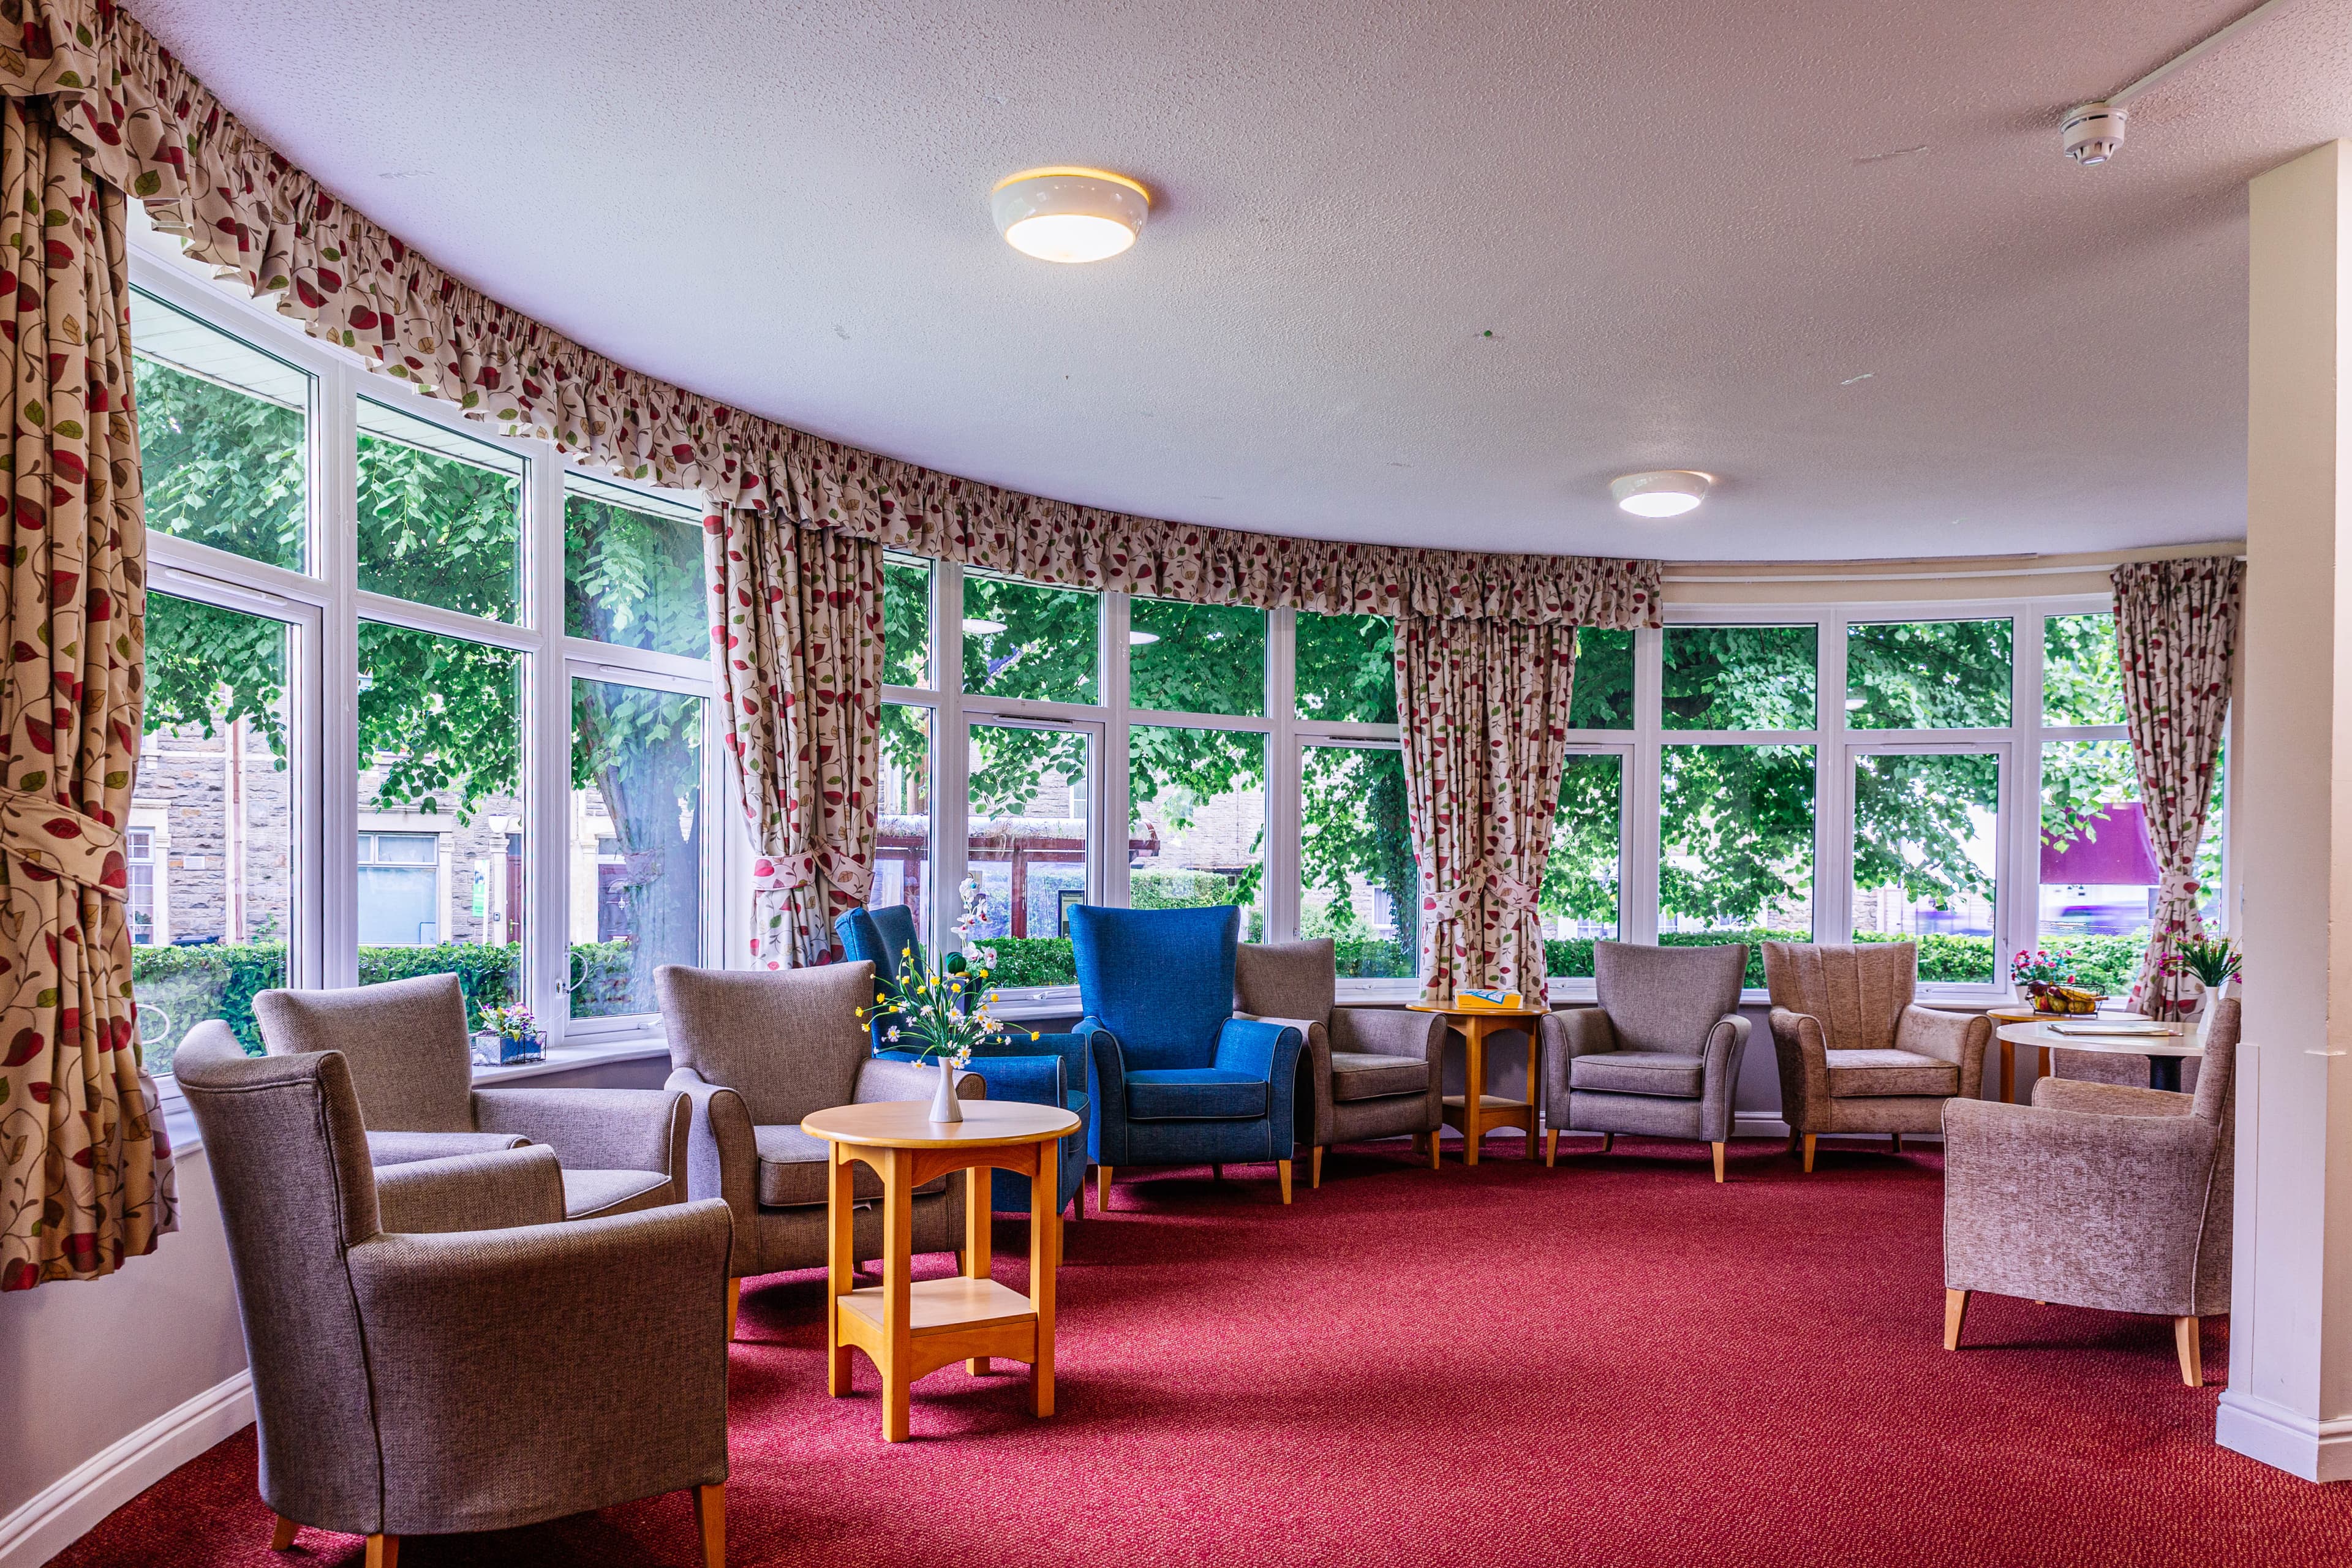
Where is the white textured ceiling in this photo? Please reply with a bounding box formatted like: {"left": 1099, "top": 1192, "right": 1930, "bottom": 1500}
{"left": 130, "top": 1, "right": 2352, "bottom": 561}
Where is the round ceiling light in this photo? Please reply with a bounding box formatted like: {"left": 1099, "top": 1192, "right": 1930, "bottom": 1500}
{"left": 992, "top": 167, "right": 1150, "bottom": 263}
{"left": 1610, "top": 470, "right": 1713, "bottom": 518}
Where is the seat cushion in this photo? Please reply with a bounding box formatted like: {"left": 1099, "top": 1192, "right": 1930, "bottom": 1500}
{"left": 1570, "top": 1051, "right": 1706, "bottom": 1098}
{"left": 1125, "top": 1068, "right": 1268, "bottom": 1121}
{"left": 1826, "top": 1048, "right": 1959, "bottom": 1098}
{"left": 1329, "top": 1052, "right": 1430, "bottom": 1102}
{"left": 753, "top": 1123, "right": 949, "bottom": 1208}
{"left": 561, "top": 1167, "right": 674, "bottom": 1221}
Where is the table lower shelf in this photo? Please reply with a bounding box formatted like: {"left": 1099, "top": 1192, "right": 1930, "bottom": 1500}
{"left": 839, "top": 1276, "right": 1035, "bottom": 1335}
{"left": 1442, "top": 1093, "right": 1531, "bottom": 1113}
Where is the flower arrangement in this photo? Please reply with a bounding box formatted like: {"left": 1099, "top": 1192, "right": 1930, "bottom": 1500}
{"left": 477, "top": 1001, "right": 541, "bottom": 1065}
{"left": 856, "top": 933, "right": 1039, "bottom": 1123}
{"left": 2010, "top": 950, "right": 2099, "bottom": 1015}
{"left": 2166, "top": 933, "right": 2242, "bottom": 990}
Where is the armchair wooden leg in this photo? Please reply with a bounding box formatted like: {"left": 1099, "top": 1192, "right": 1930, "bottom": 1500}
{"left": 1891, "top": 1131, "right": 1904, "bottom": 1154}
{"left": 365, "top": 1537, "right": 399, "bottom": 1568}
{"left": 1212, "top": 1163, "right": 1224, "bottom": 1182}
{"left": 1943, "top": 1288, "right": 1969, "bottom": 1351}
{"left": 1428, "top": 1131, "right": 1442, "bottom": 1170}
{"left": 725, "top": 1277, "right": 740, "bottom": 1343}
{"left": 1711, "top": 1142, "right": 1726, "bottom": 1183}
{"left": 1311, "top": 1147, "right": 1324, "bottom": 1188}
{"left": 694, "top": 1483, "right": 726, "bottom": 1568}
{"left": 269, "top": 1515, "right": 299, "bottom": 1551}
{"left": 1277, "top": 1159, "right": 1294, "bottom": 1204}
{"left": 1599, "top": 1133, "right": 1613, "bottom": 1155}
{"left": 1545, "top": 1128, "right": 1558, "bottom": 1167}
{"left": 1802, "top": 1134, "right": 1817, "bottom": 1174}
{"left": 1096, "top": 1165, "right": 1113, "bottom": 1213}
{"left": 2176, "top": 1317, "right": 2204, "bottom": 1387}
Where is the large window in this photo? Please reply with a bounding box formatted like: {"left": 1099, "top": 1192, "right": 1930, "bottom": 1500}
{"left": 130, "top": 262, "right": 722, "bottom": 1074}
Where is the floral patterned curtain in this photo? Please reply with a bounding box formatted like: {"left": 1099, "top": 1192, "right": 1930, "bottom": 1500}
{"left": 2113, "top": 557, "right": 2243, "bottom": 1017}
{"left": 706, "top": 506, "right": 884, "bottom": 967}
{"left": 1397, "top": 616, "right": 1580, "bottom": 1003}
{"left": 0, "top": 92, "right": 173, "bottom": 1291}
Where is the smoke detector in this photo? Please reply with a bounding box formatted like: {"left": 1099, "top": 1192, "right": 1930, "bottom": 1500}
{"left": 2062, "top": 101, "right": 2126, "bottom": 166}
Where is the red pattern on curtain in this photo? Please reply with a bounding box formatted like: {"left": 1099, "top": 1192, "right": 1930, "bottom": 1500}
{"left": 0, "top": 94, "right": 173, "bottom": 1290}
{"left": 706, "top": 506, "right": 883, "bottom": 968}
{"left": 1396, "top": 617, "right": 1580, "bottom": 1003}
{"left": 2111, "top": 557, "right": 2243, "bottom": 1017}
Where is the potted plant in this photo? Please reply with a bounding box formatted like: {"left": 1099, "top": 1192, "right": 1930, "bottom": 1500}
{"left": 477, "top": 1001, "right": 542, "bottom": 1066}
{"left": 2168, "top": 933, "right": 2242, "bottom": 1048}
{"left": 858, "top": 945, "right": 1038, "bottom": 1124}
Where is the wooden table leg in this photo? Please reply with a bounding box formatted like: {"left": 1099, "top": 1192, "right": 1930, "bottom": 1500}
{"left": 1463, "top": 1020, "right": 1487, "bottom": 1166}
{"left": 1524, "top": 1027, "right": 1540, "bottom": 1158}
{"left": 966, "top": 1164, "right": 993, "bottom": 1374}
{"left": 1997, "top": 1036, "right": 2014, "bottom": 1103}
{"left": 826, "top": 1142, "right": 855, "bottom": 1398}
{"left": 881, "top": 1148, "right": 914, "bottom": 1442}
{"left": 1031, "top": 1140, "right": 1057, "bottom": 1417}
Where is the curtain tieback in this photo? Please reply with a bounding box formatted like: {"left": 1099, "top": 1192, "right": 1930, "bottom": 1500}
{"left": 753, "top": 846, "right": 875, "bottom": 902}
{"left": 0, "top": 791, "right": 126, "bottom": 898}
{"left": 1421, "top": 866, "right": 1544, "bottom": 924}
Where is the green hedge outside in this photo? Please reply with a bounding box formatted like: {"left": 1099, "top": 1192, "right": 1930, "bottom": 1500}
{"left": 132, "top": 940, "right": 635, "bottom": 1074}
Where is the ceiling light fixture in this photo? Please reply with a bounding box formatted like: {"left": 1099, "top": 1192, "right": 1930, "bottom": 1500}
{"left": 992, "top": 167, "right": 1150, "bottom": 263}
{"left": 1610, "top": 470, "right": 1713, "bottom": 518}
{"left": 963, "top": 617, "right": 1008, "bottom": 635}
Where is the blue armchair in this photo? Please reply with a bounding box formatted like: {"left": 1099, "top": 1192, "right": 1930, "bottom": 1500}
{"left": 834, "top": 907, "right": 1088, "bottom": 1223}
{"left": 1071, "top": 904, "right": 1306, "bottom": 1208}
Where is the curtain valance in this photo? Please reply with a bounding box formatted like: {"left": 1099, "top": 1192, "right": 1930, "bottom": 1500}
{"left": 40, "top": 7, "right": 1659, "bottom": 628}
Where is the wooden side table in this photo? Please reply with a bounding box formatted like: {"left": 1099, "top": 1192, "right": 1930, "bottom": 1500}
{"left": 1409, "top": 1001, "right": 1550, "bottom": 1166}
{"left": 801, "top": 1099, "right": 1080, "bottom": 1443}
{"left": 1985, "top": 1005, "right": 2040, "bottom": 1102}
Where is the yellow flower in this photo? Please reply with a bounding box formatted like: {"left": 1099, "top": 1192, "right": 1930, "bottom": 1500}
{"left": 1029, "top": 1031, "right": 1041, "bottom": 1041}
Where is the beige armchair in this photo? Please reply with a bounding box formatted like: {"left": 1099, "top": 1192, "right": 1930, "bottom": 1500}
{"left": 1233, "top": 938, "right": 1446, "bottom": 1187}
{"left": 173, "top": 1022, "right": 734, "bottom": 1567}
{"left": 656, "top": 961, "right": 982, "bottom": 1338}
{"left": 1762, "top": 941, "right": 1988, "bottom": 1171}
{"left": 1942, "top": 1000, "right": 2238, "bottom": 1386}
{"left": 255, "top": 973, "right": 689, "bottom": 1223}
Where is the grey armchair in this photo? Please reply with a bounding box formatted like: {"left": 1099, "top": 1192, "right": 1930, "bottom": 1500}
{"left": 174, "top": 1022, "right": 734, "bottom": 1567}
{"left": 1233, "top": 938, "right": 1446, "bottom": 1188}
{"left": 1762, "top": 941, "right": 1989, "bottom": 1172}
{"left": 1942, "top": 999, "right": 2238, "bottom": 1386}
{"left": 1537, "top": 941, "right": 1751, "bottom": 1182}
{"left": 656, "top": 961, "right": 981, "bottom": 1338}
{"left": 255, "top": 973, "right": 690, "bottom": 1224}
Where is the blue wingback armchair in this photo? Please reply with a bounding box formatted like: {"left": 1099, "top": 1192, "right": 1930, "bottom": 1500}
{"left": 835, "top": 906, "right": 1088, "bottom": 1223}
{"left": 1071, "top": 903, "right": 1306, "bottom": 1208}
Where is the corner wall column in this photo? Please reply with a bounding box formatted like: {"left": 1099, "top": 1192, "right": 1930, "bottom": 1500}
{"left": 2222, "top": 136, "right": 2352, "bottom": 1481}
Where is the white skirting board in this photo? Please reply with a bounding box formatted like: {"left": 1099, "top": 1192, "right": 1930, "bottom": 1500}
{"left": 0, "top": 1371, "right": 253, "bottom": 1568}
{"left": 2216, "top": 1390, "right": 2352, "bottom": 1483}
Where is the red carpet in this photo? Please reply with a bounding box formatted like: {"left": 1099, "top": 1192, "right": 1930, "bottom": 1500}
{"left": 51, "top": 1135, "right": 2352, "bottom": 1567}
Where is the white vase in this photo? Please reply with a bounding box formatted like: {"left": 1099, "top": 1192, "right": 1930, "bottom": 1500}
{"left": 928, "top": 1054, "right": 963, "bottom": 1123}
{"left": 2198, "top": 979, "right": 2236, "bottom": 1050}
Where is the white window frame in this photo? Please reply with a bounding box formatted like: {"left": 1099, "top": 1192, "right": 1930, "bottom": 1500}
{"left": 129, "top": 233, "right": 731, "bottom": 1083}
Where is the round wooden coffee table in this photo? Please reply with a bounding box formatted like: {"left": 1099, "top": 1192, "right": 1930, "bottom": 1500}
{"left": 1409, "top": 1001, "right": 1550, "bottom": 1166}
{"left": 801, "top": 1098, "right": 1079, "bottom": 1442}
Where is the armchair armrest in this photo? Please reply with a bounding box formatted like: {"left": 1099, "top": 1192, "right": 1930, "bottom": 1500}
{"left": 1895, "top": 1005, "right": 1989, "bottom": 1098}
{"left": 1768, "top": 1007, "right": 1832, "bottom": 1131}
{"left": 345, "top": 1200, "right": 734, "bottom": 1531}
{"left": 374, "top": 1145, "right": 567, "bottom": 1235}
{"left": 665, "top": 1066, "right": 755, "bottom": 1267}
{"left": 1942, "top": 1098, "right": 2222, "bottom": 1311}
{"left": 1079, "top": 1019, "right": 1129, "bottom": 1165}
{"left": 1216, "top": 1017, "right": 1306, "bottom": 1160}
{"left": 1538, "top": 1009, "right": 1616, "bottom": 1108}
{"left": 2030, "top": 1077, "right": 2192, "bottom": 1118}
{"left": 1330, "top": 1005, "right": 1446, "bottom": 1061}
{"left": 1698, "top": 1014, "right": 1752, "bottom": 1142}
{"left": 959, "top": 1054, "right": 1065, "bottom": 1109}
{"left": 473, "top": 1087, "right": 688, "bottom": 1178}
{"left": 854, "top": 1055, "right": 986, "bottom": 1103}
{"left": 366, "top": 1129, "right": 526, "bottom": 1167}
